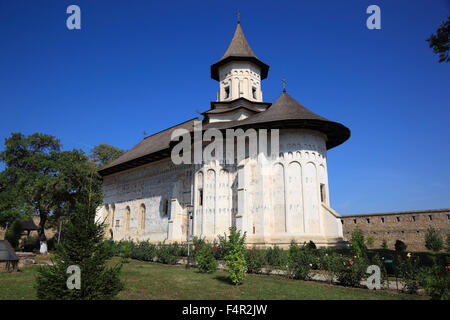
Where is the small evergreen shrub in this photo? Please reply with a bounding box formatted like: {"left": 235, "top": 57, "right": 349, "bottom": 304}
{"left": 350, "top": 227, "right": 368, "bottom": 262}
{"left": 395, "top": 240, "right": 407, "bottom": 253}
{"left": 381, "top": 239, "right": 388, "bottom": 250}
{"left": 425, "top": 227, "right": 443, "bottom": 252}
{"left": 119, "top": 240, "right": 135, "bottom": 263}
{"left": 397, "top": 253, "right": 420, "bottom": 294}
{"left": 223, "top": 227, "right": 247, "bottom": 285}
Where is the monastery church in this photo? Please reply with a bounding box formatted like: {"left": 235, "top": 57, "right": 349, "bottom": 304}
{"left": 97, "top": 20, "right": 351, "bottom": 248}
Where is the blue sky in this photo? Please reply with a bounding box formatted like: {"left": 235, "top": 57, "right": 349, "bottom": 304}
{"left": 0, "top": 0, "right": 449, "bottom": 214}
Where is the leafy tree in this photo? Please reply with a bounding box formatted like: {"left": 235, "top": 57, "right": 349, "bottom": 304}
{"left": 425, "top": 227, "right": 443, "bottom": 253}
{"left": 223, "top": 227, "right": 247, "bottom": 285}
{"left": 90, "top": 144, "right": 124, "bottom": 167}
{"left": 426, "top": 16, "right": 449, "bottom": 63}
{"left": 0, "top": 133, "right": 100, "bottom": 254}
{"left": 35, "top": 165, "right": 124, "bottom": 299}
{"left": 4, "top": 219, "right": 23, "bottom": 249}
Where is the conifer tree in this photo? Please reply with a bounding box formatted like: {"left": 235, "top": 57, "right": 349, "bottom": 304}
{"left": 35, "top": 161, "right": 123, "bottom": 300}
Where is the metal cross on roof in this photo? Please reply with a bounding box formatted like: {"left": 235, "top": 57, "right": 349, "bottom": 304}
{"left": 237, "top": 11, "right": 240, "bottom": 24}
{"left": 282, "top": 78, "right": 287, "bottom": 92}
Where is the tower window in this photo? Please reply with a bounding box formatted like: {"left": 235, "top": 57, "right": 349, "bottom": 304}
{"left": 396, "top": 217, "right": 400, "bottom": 222}
{"left": 366, "top": 218, "right": 370, "bottom": 224}
{"left": 353, "top": 219, "right": 357, "bottom": 224}
{"left": 411, "top": 216, "right": 416, "bottom": 222}
{"left": 252, "top": 87, "right": 257, "bottom": 99}
{"left": 224, "top": 86, "right": 230, "bottom": 99}
{"left": 428, "top": 215, "right": 433, "bottom": 221}
{"left": 320, "top": 184, "right": 326, "bottom": 202}
{"left": 381, "top": 217, "right": 385, "bottom": 223}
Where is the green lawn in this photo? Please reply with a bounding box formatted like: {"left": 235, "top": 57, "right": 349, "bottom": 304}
{"left": 0, "top": 258, "right": 426, "bottom": 300}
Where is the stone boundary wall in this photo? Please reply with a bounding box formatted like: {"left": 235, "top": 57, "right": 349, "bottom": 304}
{"left": 341, "top": 209, "right": 450, "bottom": 251}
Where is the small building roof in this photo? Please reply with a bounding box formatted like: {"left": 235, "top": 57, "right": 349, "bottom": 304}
{"left": 0, "top": 240, "right": 19, "bottom": 262}
{"left": 21, "top": 219, "right": 39, "bottom": 231}
{"left": 210, "top": 23, "right": 269, "bottom": 81}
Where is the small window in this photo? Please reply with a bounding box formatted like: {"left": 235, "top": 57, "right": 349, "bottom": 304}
{"left": 224, "top": 86, "right": 230, "bottom": 99}
{"left": 320, "top": 184, "right": 326, "bottom": 202}
{"left": 163, "top": 199, "right": 169, "bottom": 216}
{"left": 447, "top": 214, "right": 450, "bottom": 220}
{"left": 115, "top": 220, "right": 120, "bottom": 228}
{"left": 198, "top": 188, "right": 203, "bottom": 206}
{"left": 396, "top": 217, "right": 400, "bottom": 222}
{"left": 341, "top": 219, "right": 344, "bottom": 225}
{"left": 353, "top": 219, "right": 357, "bottom": 224}
{"left": 252, "top": 87, "right": 257, "bottom": 99}
{"left": 381, "top": 217, "right": 385, "bottom": 223}
{"left": 411, "top": 216, "right": 416, "bottom": 222}
{"left": 366, "top": 218, "right": 370, "bottom": 224}
{"left": 428, "top": 215, "right": 433, "bottom": 221}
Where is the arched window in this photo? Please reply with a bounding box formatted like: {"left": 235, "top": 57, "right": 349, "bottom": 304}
{"left": 138, "top": 204, "right": 146, "bottom": 232}
{"left": 124, "top": 206, "right": 130, "bottom": 232}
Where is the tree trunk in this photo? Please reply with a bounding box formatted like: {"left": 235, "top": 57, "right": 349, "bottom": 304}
{"left": 39, "top": 212, "right": 48, "bottom": 254}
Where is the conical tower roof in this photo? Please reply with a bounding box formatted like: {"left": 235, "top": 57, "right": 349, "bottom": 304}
{"left": 211, "top": 22, "right": 269, "bottom": 81}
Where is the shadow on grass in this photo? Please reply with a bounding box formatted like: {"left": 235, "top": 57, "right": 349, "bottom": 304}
{"left": 214, "top": 275, "right": 232, "bottom": 285}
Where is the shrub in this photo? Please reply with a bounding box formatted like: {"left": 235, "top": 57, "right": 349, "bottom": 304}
{"left": 223, "top": 227, "right": 247, "bottom": 285}
{"left": 245, "top": 248, "right": 265, "bottom": 274}
{"left": 397, "top": 253, "right": 420, "bottom": 294}
{"left": 5, "top": 220, "right": 23, "bottom": 249}
{"left": 156, "top": 244, "right": 180, "bottom": 265}
{"left": 366, "top": 235, "right": 375, "bottom": 248}
{"left": 119, "top": 240, "right": 135, "bottom": 263}
{"left": 265, "top": 245, "right": 288, "bottom": 269}
{"left": 305, "top": 240, "right": 316, "bottom": 250}
{"left": 425, "top": 227, "right": 443, "bottom": 253}
{"left": 103, "top": 239, "right": 120, "bottom": 257}
{"left": 334, "top": 256, "right": 366, "bottom": 287}
{"left": 447, "top": 234, "right": 450, "bottom": 253}
{"left": 21, "top": 235, "right": 40, "bottom": 252}
{"left": 287, "top": 242, "right": 313, "bottom": 280}
{"left": 381, "top": 239, "right": 388, "bottom": 250}
{"left": 418, "top": 254, "right": 450, "bottom": 300}
{"left": 394, "top": 240, "right": 407, "bottom": 253}
{"left": 132, "top": 241, "right": 156, "bottom": 261}
{"left": 195, "top": 242, "right": 218, "bottom": 273}
{"left": 350, "top": 227, "right": 368, "bottom": 262}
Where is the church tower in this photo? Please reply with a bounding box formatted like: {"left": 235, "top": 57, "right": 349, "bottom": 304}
{"left": 211, "top": 21, "right": 269, "bottom": 102}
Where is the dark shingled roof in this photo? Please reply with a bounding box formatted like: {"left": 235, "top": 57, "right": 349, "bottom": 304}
{"left": 202, "top": 92, "right": 350, "bottom": 149}
{"left": 99, "top": 93, "right": 350, "bottom": 177}
{"left": 211, "top": 23, "right": 269, "bottom": 81}
{"left": 98, "top": 118, "right": 198, "bottom": 176}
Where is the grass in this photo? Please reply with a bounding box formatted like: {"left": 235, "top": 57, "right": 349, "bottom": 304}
{"left": 0, "top": 257, "right": 426, "bottom": 300}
